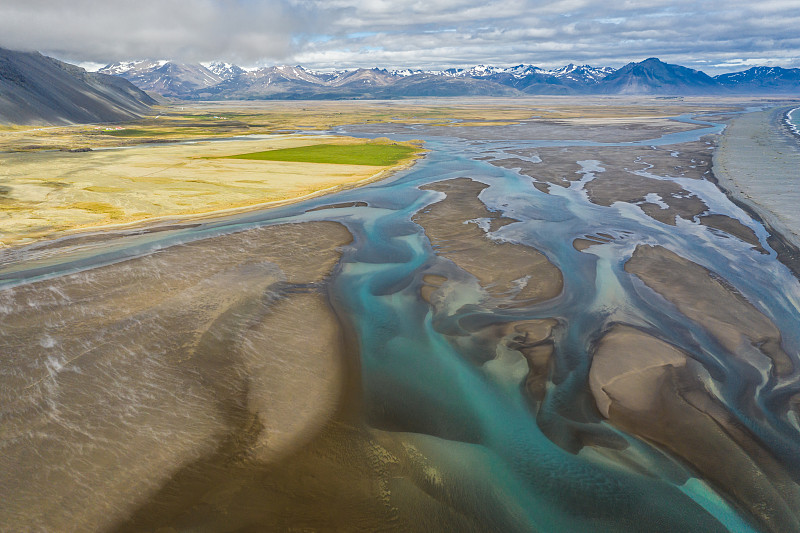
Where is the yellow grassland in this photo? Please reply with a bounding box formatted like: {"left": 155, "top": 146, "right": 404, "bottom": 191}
{"left": 0, "top": 133, "right": 422, "bottom": 247}
{"left": 0, "top": 98, "right": 747, "bottom": 247}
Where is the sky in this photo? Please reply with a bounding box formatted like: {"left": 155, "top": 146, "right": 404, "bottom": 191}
{"left": 0, "top": 0, "right": 798, "bottom": 74}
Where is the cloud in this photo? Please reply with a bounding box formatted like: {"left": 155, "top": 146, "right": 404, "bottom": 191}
{"left": 0, "top": 0, "right": 798, "bottom": 72}
{"left": 289, "top": 0, "right": 800, "bottom": 72}
{"left": 0, "top": 0, "right": 309, "bottom": 65}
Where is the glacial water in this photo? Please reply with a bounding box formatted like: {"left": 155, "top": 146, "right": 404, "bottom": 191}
{"left": 1, "top": 112, "right": 799, "bottom": 531}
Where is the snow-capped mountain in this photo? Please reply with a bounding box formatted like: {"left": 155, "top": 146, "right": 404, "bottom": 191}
{"left": 98, "top": 61, "right": 221, "bottom": 97}
{"left": 99, "top": 60, "right": 170, "bottom": 76}
{"left": 327, "top": 68, "right": 398, "bottom": 87}
{"left": 259, "top": 65, "right": 327, "bottom": 84}
{"left": 445, "top": 65, "right": 495, "bottom": 77}
{"left": 715, "top": 66, "right": 800, "bottom": 93}
{"left": 204, "top": 62, "right": 246, "bottom": 80}
{"left": 550, "top": 64, "right": 615, "bottom": 85}
{"left": 391, "top": 68, "right": 425, "bottom": 77}
{"left": 97, "top": 57, "right": 800, "bottom": 99}
{"left": 504, "top": 64, "right": 549, "bottom": 78}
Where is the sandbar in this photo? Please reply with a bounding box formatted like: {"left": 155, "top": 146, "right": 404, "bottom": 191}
{"left": 589, "top": 324, "right": 800, "bottom": 533}
{"left": 625, "top": 244, "right": 792, "bottom": 376}
{"left": 712, "top": 106, "right": 800, "bottom": 269}
{"left": 413, "top": 177, "right": 563, "bottom": 304}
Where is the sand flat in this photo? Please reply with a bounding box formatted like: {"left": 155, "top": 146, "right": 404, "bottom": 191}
{"left": 414, "top": 178, "right": 563, "bottom": 304}
{"left": 0, "top": 220, "right": 355, "bottom": 531}
{"left": 713, "top": 106, "right": 800, "bottom": 249}
{"left": 625, "top": 244, "right": 793, "bottom": 376}
{"left": 589, "top": 324, "right": 800, "bottom": 532}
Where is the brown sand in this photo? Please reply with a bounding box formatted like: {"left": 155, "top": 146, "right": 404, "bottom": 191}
{"left": 2, "top": 216, "right": 536, "bottom": 532}
{"left": 585, "top": 172, "right": 707, "bottom": 225}
{"left": 625, "top": 245, "right": 793, "bottom": 376}
{"left": 698, "top": 214, "right": 763, "bottom": 250}
{"left": 500, "top": 142, "right": 715, "bottom": 187}
{"left": 505, "top": 320, "right": 559, "bottom": 403}
{"left": 486, "top": 141, "right": 762, "bottom": 234}
{"left": 413, "top": 177, "right": 563, "bottom": 304}
{"left": 0, "top": 221, "right": 355, "bottom": 531}
{"left": 589, "top": 324, "right": 800, "bottom": 532}
{"left": 350, "top": 115, "right": 704, "bottom": 143}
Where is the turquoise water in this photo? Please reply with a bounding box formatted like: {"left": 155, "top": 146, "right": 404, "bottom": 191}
{"left": 2, "top": 113, "right": 798, "bottom": 531}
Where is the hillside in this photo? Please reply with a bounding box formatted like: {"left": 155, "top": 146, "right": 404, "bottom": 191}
{"left": 0, "top": 48, "right": 156, "bottom": 125}
{"left": 595, "top": 58, "right": 720, "bottom": 95}
{"left": 715, "top": 66, "right": 800, "bottom": 94}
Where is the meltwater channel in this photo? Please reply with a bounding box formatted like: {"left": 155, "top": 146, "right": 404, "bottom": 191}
{"left": 1, "top": 112, "right": 799, "bottom": 532}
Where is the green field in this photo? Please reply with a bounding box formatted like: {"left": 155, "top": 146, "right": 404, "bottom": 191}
{"left": 225, "top": 143, "right": 417, "bottom": 166}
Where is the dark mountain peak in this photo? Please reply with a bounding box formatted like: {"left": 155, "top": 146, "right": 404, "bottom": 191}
{"left": 598, "top": 57, "right": 718, "bottom": 94}
{"left": 622, "top": 57, "right": 685, "bottom": 74}
{"left": 0, "top": 47, "right": 154, "bottom": 125}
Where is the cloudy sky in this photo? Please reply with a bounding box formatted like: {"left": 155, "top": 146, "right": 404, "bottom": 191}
{"left": 1, "top": 0, "right": 798, "bottom": 73}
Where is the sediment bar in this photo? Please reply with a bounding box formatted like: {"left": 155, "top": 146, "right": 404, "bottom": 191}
{"left": 712, "top": 106, "right": 800, "bottom": 252}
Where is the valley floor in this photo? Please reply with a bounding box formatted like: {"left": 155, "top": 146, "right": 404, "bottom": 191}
{"left": 2, "top": 96, "right": 800, "bottom": 533}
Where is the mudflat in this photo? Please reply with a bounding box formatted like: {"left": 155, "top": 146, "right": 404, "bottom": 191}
{"left": 413, "top": 177, "right": 563, "bottom": 305}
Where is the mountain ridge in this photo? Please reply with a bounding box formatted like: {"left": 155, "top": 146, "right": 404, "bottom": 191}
{"left": 597, "top": 57, "right": 720, "bottom": 95}
{"left": 2, "top": 48, "right": 797, "bottom": 116}
{"left": 98, "top": 57, "right": 799, "bottom": 99}
{"left": 0, "top": 47, "right": 156, "bottom": 124}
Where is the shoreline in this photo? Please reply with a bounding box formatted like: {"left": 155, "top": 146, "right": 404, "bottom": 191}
{"left": 785, "top": 107, "right": 800, "bottom": 138}
{"left": 711, "top": 105, "right": 800, "bottom": 276}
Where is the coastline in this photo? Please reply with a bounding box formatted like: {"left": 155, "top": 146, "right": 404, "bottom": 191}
{"left": 785, "top": 107, "right": 800, "bottom": 137}
{"left": 711, "top": 105, "right": 800, "bottom": 275}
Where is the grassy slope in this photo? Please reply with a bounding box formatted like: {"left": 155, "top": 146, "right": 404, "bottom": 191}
{"left": 226, "top": 143, "right": 417, "bottom": 166}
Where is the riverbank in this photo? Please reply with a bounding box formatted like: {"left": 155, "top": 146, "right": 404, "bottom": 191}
{"left": 785, "top": 107, "right": 800, "bottom": 137}
{"left": 712, "top": 105, "right": 800, "bottom": 273}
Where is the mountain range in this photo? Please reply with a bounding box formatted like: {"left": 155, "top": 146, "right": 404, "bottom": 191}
{"left": 0, "top": 47, "right": 156, "bottom": 124}
{"left": 1, "top": 46, "right": 798, "bottom": 125}
{"left": 99, "top": 57, "right": 800, "bottom": 99}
